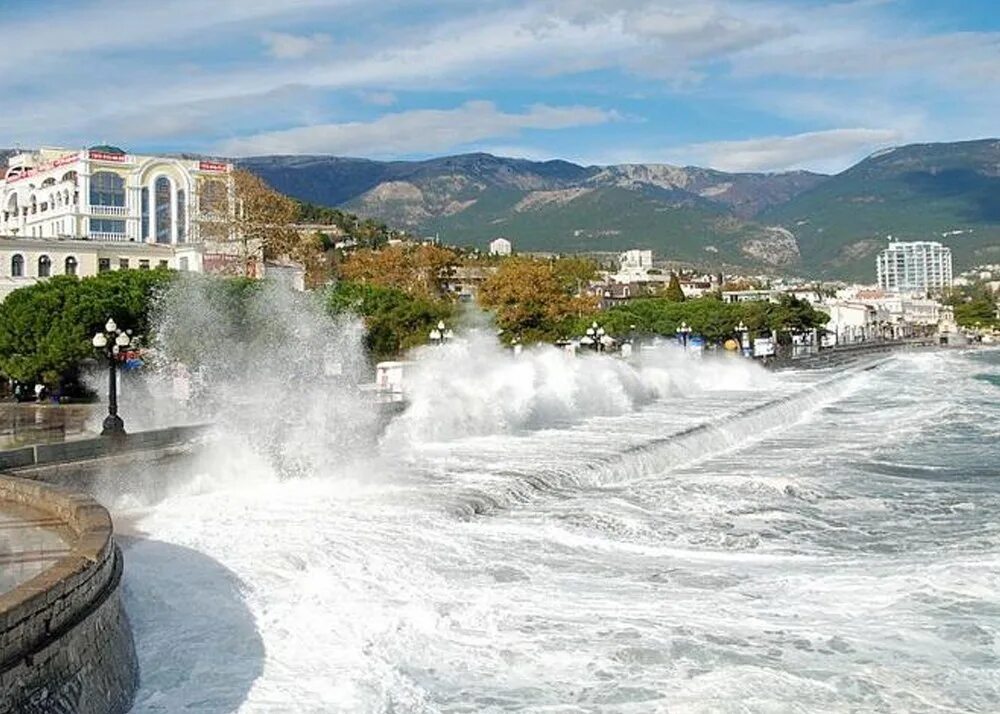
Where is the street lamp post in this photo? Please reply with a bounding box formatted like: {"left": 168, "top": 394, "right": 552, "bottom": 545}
{"left": 584, "top": 321, "right": 605, "bottom": 352}
{"left": 735, "top": 320, "right": 748, "bottom": 354}
{"left": 92, "top": 317, "right": 131, "bottom": 438}
{"left": 676, "top": 321, "right": 692, "bottom": 349}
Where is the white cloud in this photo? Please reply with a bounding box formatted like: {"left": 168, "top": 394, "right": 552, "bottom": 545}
{"left": 261, "top": 32, "right": 332, "bottom": 59}
{"left": 678, "top": 128, "right": 902, "bottom": 173}
{"left": 218, "top": 101, "right": 618, "bottom": 156}
{"left": 357, "top": 90, "right": 398, "bottom": 106}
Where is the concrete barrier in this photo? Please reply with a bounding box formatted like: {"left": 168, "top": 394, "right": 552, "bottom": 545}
{"left": 0, "top": 475, "right": 138, "bottom": 713}
{"left": 0, "top": 423, "right": 208, "bottom": 473}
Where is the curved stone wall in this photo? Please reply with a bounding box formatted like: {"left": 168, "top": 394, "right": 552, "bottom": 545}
{"left": 0, "top": 475, "right": 138, "bottom": 714}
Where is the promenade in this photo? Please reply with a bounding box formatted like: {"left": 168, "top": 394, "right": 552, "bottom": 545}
{"left": 0, "top": 403, "right": 93, "bottom": 449}
{"left": 0, "top": 501, "right": 72, "bottom": 595}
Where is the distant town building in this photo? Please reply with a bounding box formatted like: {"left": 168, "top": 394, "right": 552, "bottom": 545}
{"left": 721, "top": 289, "right": 775, "bottom": 304}
{"left": 876, "top": 240, "right": 952, "bottom": 293}
{"left": 488, "top": 237, "right": 512, "bottom": 256}
{"left": 0, "top": 144, "right": 246, "bottom": 301}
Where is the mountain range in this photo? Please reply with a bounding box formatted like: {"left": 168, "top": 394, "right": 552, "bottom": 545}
{"left": 241, "top": 139, "right": 1000, "bottom": 280}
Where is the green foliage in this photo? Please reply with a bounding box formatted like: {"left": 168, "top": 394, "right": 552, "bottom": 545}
{"left": 296, "top": 200, "right": 393, "bottom": 249}
{"left": 567, "top": 294, "right": 828, "bottom": 344}
{"left": 0, "top": 269, "right": 174, "bottom": 385}
{"left": 953, "top": 297, "right": 1000, "bottom": 329}
{"left": 664, "top": 273, "right": 686, "bottom": 302}
{"left": 325, "top": 281, "right": 453, "bottom": 360}
{"left": 944, "top": 283, "right": 1000, "bottom": 329}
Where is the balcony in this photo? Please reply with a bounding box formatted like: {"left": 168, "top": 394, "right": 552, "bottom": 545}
{"left": 89, "top": 232, "right": 130, "bottom": 242}
{"left": 89, "top": 204, "right": 128, "bottom": 217}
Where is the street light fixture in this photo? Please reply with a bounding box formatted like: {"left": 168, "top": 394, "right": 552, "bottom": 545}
{"left": 584, "top": 321, "right": 605, "bottom": 352}
{"left": 735, "top": 320, "right": 748, "bottom": 353}
{"left": 676, "top": 321, "right": 692, "bottom": 349}
{"left": 429, "top": 320, "right": 453, "bottom": 346}
{"left": 92, "top": 317, "right": 131, "bottom": 438}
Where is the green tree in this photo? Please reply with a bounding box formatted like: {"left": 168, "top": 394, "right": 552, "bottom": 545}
{"left": 326, "top": 281, "right": 453, "bottom": 360}
{"left": 0, "top": 269, "right": 174, "bottom": 387}
{"left": 664, "top": 273, "right": 686, "bottom": 302}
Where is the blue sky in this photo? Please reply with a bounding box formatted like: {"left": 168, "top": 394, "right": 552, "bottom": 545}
{"left": 1, "top": 0, "right": 997, "bottom": 173}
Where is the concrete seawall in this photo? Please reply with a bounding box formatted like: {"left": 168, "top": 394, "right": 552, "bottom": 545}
{"left": 0, "top": 476, "right": 138, "bottom": 714}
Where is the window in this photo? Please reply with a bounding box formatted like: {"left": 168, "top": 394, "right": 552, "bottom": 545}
{"left": 139, "top": 259, "right": 149, "bottom": 270}
{"left": 65, "top": 256, "right": 78, "bottom": 276}
{"left": 98, "top": 258, "right": 111, "bottom": 273}
{"left": 90, "top": 218, "right": 125, "bottom": 234}
{"left": 119, "top": 258, "right": 130, "bottom": 270}
{"left": 155, "top": 176, "right": 172, "bottom": 243}
{"left": 141, "top": 187, "right": 149, "bottom": 241}
{"left": 90, "top": 171, "right": 125, "bottom": 206}
{"left": 176, "top": 188, "right": 186, "bottom": 243}
{"left": 38, "top": 255, "right": 51, "bottom": 277}
{"left": 11, "top": 254, "right": 23, "bottom": 277}
{"left": 61, "top": 171, "right": 77, "bottom": 185}
{"left": 158, "top": 260, "right": 169, "bottom": 269}
{"left": 179, "top": 257, "right": 189, "bottom": 271}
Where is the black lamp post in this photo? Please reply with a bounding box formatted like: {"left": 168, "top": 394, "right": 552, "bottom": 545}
{"left": 736, "top": 320, "right": 748, "bottom": 354}
{"left": 675, "top": 321, "right": 692, "bottom": 349}
{"left": 92, "top": 318, "right": 131, "bottom": 438}
{"left": 583, "top": 321, "right": 605, "bottom": 352}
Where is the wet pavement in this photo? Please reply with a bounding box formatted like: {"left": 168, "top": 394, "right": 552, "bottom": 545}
{"left": 0, "top": 403, "right": 95, "bottom": 450}
{"left": 0, "top": 501, "right": 72, "bottom": 595}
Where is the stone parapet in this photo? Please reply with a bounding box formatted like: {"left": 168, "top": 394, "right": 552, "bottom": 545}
{"left": 0, "top": 475, "right": 137, "bottom": 713}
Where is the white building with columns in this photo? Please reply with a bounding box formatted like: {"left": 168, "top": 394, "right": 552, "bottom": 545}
{"left": 0, "top": 145, "right": 245, "bottom": 301}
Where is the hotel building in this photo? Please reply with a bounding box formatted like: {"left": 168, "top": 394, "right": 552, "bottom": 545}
{"left": 0, "top": 145, "right": 250, "bottom": 301}
{"left": 876, "top": 240, "right": 953, "bottom": 294}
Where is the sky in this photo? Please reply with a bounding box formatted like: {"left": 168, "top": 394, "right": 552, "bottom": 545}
{"left": 1, "top": 0, "right": 997, "bottom": 174}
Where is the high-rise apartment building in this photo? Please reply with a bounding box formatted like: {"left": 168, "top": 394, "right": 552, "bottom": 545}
{"left": 876, "top": 240, "right": 952, "bottom": 293}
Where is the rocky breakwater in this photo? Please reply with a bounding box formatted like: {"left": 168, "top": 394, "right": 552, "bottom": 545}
{"left": 0, "top": 475, "right": 137, "bottom": 713}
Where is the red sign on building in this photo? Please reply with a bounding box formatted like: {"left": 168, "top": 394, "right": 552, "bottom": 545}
{"left": 88, "top": 150, "right": 127, "bottom": 162}
{"left": 199, "top": 161, "right": 229, "bottom": 172}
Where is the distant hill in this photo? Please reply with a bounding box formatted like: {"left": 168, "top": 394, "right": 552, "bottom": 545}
{"left": 760, "top": 139, "right": 1000, "bottom": 276}
{"left": 241, "top": 152, "right": 827, "bottom": 271}
{"left": 5, "top": 140, "right": 995, "bottom": 279}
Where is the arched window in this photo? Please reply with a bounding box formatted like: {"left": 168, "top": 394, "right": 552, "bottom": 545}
{"left": 6, "top": 194, "right": 17, "bottom": 213}
{"left": 90, "top": 171, "right": 125, "bottom": 207}
{"left": 154, "top": 176, "right": 172, "bottom": 244}
{"left": 176, "top": 188, "right": 186, "bottom": 243}
{"left": 41, "top": 177, "right": 56, "bottom": 188}
{"left": 38, "top": 255, "right": 51, "bottom": 278}
{"left": 61, "top": 171, "right": 77, "bottom": 185}
{"left": 65, "top": 256, "right": 78, "bottom": 276}
{"left": 11, "top": 254, "right": 23, "bottom": 277}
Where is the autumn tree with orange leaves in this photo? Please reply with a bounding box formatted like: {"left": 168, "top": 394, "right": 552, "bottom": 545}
{"left": 339, "top": 244, "right": 458, "bottom": 299}
{"left": 478, "top": 257, "right": 597, "bottom": 342}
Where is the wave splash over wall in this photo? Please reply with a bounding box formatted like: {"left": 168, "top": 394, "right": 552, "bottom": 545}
{"left": 383, "top": 332, "right": 778, "bottom": 446}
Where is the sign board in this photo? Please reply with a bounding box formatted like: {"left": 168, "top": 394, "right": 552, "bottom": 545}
{"left": 6, "top": 152, "right": 80, "bottom": 182}
{"left": 752, "top": 337, "right": 775, "bottom": 357}
{"left": 198, "top": 160, "right": 229, "bottom": 172}
{"left": 88, "top": 150, "right": 127, "bottom": 162}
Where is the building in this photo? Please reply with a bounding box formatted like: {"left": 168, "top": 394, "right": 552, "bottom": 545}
{"left": 0, "top": 144, "right": 245, "bottom": 301}
{"left": 876, "top": 240, "right": 952, "bottom": 293}
{"left": 488, "top": 237, "right": 512, "bottom": 256}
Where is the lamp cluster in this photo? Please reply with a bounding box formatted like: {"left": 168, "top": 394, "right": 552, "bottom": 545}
{"left": 92, "top": 318, "right": 132, "bottom": 355}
